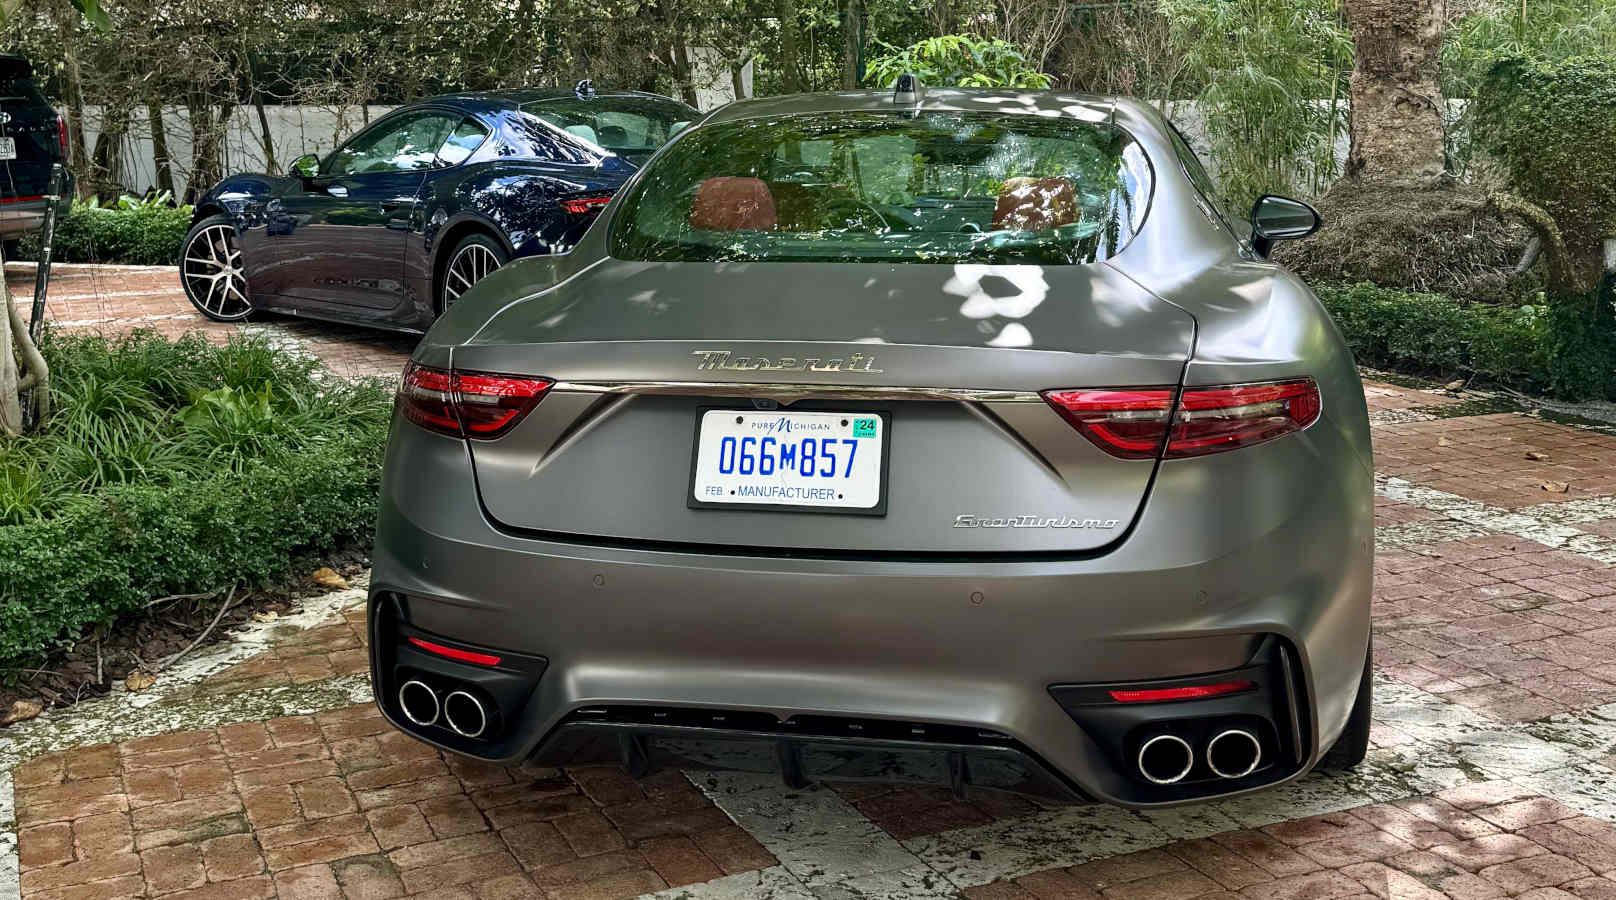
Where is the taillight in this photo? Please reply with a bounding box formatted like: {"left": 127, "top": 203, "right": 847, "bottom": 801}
{"left": 1044, "top": 378, "right": 1320, "bottom": 459}
{"left": 57, "top": 116, "right": 68, "bottom": 157}
{"left": 407, "top": 636, "right": 501, "bottom": 667}
{"left": 1109, "top": 680, "right": 1255, "bottom": 703}
{"left": 560, "top": 195, "right": 611, "bottom": 215}
{"left": 398, "top": 362, "right": 552, "bottom": 439}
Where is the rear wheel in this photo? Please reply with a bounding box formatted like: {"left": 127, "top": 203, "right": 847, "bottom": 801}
{"left": 439, "top": 232, "right": 508, "bottom": 314}
{"left": 180, "top": 214, "right": 252, "bottom": 321}
{"left": 1317, "top": 644, "right": 1371, "bottom": 771}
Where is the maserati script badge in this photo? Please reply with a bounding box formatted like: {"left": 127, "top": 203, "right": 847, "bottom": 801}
{"left": 953, "top": 515, "right": 1120, "bottom": 529}
{"left": 692, "top": 349, "right": 883, "bottom": 374}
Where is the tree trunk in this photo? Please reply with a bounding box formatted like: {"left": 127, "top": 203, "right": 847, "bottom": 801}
{"left": 0, "top": 242, "right": 49, "bottom": 436}
{"left": 255, "top": 99, "right": 278, "bottom": 175}
{"left": 777, "top": 0, "right": 805, "bottom": 94}
{"left": 149, "top": 103, "right": 175, "bottom": 197}
{"left": 838, "top": 0, "right": 863, "bottom": 89}
{"left": 56, "top": 0, "right": 92, "bottom": 200}
{"left": 185, "top": 97, "right": 233, "bottom": 206}
{"left": 89, "top": 105, "right": 129, "bottom": 201}
{"left": 731, "top": 60, "right": 750, "bottom": 102}
{"left": 1342, "top": 0, "right": 1447, "bottom": 183}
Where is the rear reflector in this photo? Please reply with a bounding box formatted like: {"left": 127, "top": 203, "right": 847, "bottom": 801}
{"left": 399, "top": 362, "right": 552, "bottom": 440}
{"left": 1044, "top": 378, "right": 1321, "bottom": 459}
{"left": 1109, "top": 680, "right": 1255, "bottom": 703}
{"left": 560, "top": 195, "right": 611, "bottom": 215}
{"left": 407, "top": 636, "right": 502, "bottom": 667}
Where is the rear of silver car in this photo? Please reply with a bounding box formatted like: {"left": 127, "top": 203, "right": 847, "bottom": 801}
{"left": 367, "top": 91, "right": 1372, "bottom": 807}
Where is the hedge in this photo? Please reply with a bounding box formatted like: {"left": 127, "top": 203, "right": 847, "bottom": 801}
{"left": 16, "top": 201, "right": 192, "bottom": 266}
{"left": 1317, "top": 281, "right": 1616, "bottom": 401}
{"left": 0, "top": 331, "right": 391, "bottom": 666}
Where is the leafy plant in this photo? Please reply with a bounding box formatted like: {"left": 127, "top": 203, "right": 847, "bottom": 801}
{"left": 16, "top": 199, "right": 193, "bottom": 266}
{"left": 1157, "top": 0, "right": 1352, "bottom": 208}
{"left": 0, "top": 330, "right": 391, "bottom": 666}
{"left": 864, "top": 34, "right": 1054, "bottom": 89}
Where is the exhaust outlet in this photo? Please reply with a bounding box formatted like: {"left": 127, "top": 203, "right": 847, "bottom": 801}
{"left": 1206, "top": 728, "right": 1262, "bottom": 779}
{"left": 1136, "top": 734, "right": 1194, "bottom": 785}
{"left": 443, "top": 690, "right": 489, "bottom": 739}
{"left": 398, "top": 680, "right": 440, "bottom": 727}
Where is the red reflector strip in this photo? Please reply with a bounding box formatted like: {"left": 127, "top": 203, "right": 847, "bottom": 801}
{"left": 560, "top": 195, "right": 611, "bottom": 214}
{"left": 1108, "top": 680, "right": 1255, "bottom": 703}
{"left": 0, "top": 195, "right": 45, "bottom": 204}
{"left": 407, "top": 637, "right": 501, "bottom": 667}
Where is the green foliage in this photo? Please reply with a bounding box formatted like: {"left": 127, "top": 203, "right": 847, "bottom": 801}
{"left": 864, "top": 35, "right": 1053, "bottom": 89}
{"left": 1157, "top": 0, "right": 1351, "bottom": 208}
{"left": 1316, "top": 281, "right": 1616, "bottom": 401}
{"left": 18, "top": 198, "right": 192, "bottom": 265}
{"left": 1445, "top": 0, "right": 1616, "bottom": 98}
{"left": 1472, "top": 54, "right": 1616, "bottom": 276}
{"left": 0, "top": 330, "right": 391, "bottom": 666}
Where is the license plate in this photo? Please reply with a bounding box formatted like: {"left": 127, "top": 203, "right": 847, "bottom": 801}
{"left": 0, "top": 138, "right": 14, "bottom": 161}
{"left": 689, "top": 410, "right": 888, "bottom": 514}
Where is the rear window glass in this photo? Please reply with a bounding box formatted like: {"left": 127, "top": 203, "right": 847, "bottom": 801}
{"left": 519, "top": 97, "right": 694, "bottom": 155}
{"left": 610, "top": 111, "right": 1152, "bottom": 265}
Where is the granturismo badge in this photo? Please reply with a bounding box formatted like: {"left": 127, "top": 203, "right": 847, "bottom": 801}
{"left": 953, "top": 515, "right": 1121, "bottom": 529}
{"left": 692, "top": 349, "right": 884, "bottom": 374}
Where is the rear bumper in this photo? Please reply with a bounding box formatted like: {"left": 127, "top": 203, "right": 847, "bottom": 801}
{"left": 0, "top": 189, "right": 71, "bottom": 238}
{"left": 368, "top": 401, "right": 1372, "bottom": 807}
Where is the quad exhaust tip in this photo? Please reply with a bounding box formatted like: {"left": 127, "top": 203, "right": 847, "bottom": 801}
{"left": 1137, "top": 734, "right": 1194, "bottom": 785}
{"left": 1206, "top": 728, "right": 1262, "bottom": 779}
{"left": 443, "top": 690, "right": 489, "bottom": 739}
{"left": 398, "top": 680, "right": 440, "bottom": 727}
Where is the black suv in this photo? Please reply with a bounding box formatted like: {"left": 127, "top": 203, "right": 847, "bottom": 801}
{"left": 0, "top": 54, "right": 73, "bottom": 254}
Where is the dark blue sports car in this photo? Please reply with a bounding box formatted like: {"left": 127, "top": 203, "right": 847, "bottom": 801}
{"left": 181, "top": 86, "right": 698, "bottom": 329}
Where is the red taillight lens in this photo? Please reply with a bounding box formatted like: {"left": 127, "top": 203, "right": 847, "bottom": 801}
{"left": 1044, "top": 378, "right": 1320, "bottom": 459}
{"left": 560, "top": 195, "right": 611, "bottom": 215}
{"left": 1109, "top": 680, "right": 1255, "bottom": 703}
{"left": 57, "top": 116, "right": 68, "bottom": 157}
{"left": 407, "top": 637, "right": 502, "bottom": 667}
{"left": 398, "top": 362, "right": 552, "bottom": 439}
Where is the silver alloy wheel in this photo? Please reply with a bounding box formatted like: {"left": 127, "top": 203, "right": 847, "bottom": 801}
{"left": 443, "top": 242, "right": 503, "bottom": 308}
{"left": 182, "top": 223, "right": 252, "bottom": 320}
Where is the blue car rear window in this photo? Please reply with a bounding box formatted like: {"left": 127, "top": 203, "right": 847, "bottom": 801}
{"left": 610, "top": 111, "right": 1153, "bottom": 265}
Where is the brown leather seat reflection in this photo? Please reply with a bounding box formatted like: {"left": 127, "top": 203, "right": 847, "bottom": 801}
{"left": 991, "top": 177, "right": 1079, "bottom": 232}
{"left": 689, "top": 177, "right": 778, "bottom": 231}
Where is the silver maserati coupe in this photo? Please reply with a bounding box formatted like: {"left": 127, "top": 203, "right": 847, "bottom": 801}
{"left": 367, "top": 79, "right": 1373, "bottom": 807}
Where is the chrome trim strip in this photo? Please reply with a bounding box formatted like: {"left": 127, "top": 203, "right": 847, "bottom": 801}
{"left": 549, "top": 381, "right": 1045, "bottom": 403}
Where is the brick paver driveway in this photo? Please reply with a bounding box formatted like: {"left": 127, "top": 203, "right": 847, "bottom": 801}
{"left": 7, "top": 262, "right": 1616, "bottom": 899}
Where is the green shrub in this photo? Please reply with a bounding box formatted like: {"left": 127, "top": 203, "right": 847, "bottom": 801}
{"left": 1472, "top": 54, "right": 1616, "bottom": 295}
{"left": 864, "top": 35, "right": 1053, "bottom": 89}
{"left": 18, "top": 195, "right": 193, "bottom": 265}
{"left": 0, "top": 330, "right": 391, "bottom": 666}
{"left": 1315, "top": 281, "right": 1615, "bottom": 401}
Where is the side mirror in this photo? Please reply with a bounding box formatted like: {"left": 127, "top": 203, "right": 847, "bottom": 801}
{"left": 1250, "top": 194, "right": 1321, "bottom": 256}
{"left": 287, "top": 154, "right": 320, "bottom": 180}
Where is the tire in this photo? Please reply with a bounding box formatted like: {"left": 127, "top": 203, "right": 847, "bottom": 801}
{"left": 439, "top": 232, "right": 509, "bottom": 314}
{"left": 1317, "top": 643, "right": 1371, "bottom": 771}
{"left": 180, "top": 214, "right": 253, "bottom": 322}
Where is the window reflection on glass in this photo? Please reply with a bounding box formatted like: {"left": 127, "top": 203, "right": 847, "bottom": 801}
{"left": 612, "top": 112, "right": 1154, "bottom": 265}
{"left": 326, "top": 112, "right": 459, "bottom": 176}
{"left": 437, "top": 118, "right": 490, "bottom": 167}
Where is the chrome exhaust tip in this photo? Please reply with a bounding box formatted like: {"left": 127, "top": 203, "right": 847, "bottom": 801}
{"left": 1137, "top": 734, "right": 1194, "bottom": 785}
{"left": 398, "top": 680, "right": 440, "bottom": 727}
{"left": 442, "top": 690, "right": 489, "bottom": 739}
{"left": 1206, "top": 728, "right": 1262, "bottom": 779}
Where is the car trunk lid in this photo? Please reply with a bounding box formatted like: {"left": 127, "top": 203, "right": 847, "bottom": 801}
{"left": 451, "top": 259, "right": 1193, "bottom": 554}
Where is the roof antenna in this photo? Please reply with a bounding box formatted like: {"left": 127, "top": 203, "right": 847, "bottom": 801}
{"left": 574, "top": 79, "right": 597, "bottom": 101}
{"left": 891, "top": 73, "right": 923, "bottom": 109}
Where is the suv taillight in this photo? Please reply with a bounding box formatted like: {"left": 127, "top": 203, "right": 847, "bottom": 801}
{"left": 1044, "top": 378, "right": 1321, "bottom": 459}
{"left": 57, "top": 116, "right": 68, "bottom": 157}
{"left": 398, "top": 362, "right": 552, "bottom": 439}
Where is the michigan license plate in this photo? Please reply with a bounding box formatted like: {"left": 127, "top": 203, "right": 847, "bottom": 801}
{"left": 0, "top": 138, "right": 14, "bottom": 161}
{"left": 690, "top": 410, "right": 888, "bottom": 514}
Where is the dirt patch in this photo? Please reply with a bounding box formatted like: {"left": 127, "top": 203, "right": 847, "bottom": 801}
{"left": 0, "top": 546, "right": 370, "bottom": 722}
{"left": 1276, "top": 180, "right": 1534, "bottom": 303}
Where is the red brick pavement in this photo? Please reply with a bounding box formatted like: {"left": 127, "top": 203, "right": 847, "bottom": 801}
{"left": 968, "top": 786, "right": 1616, "bottom": 899}
{"left": 6, "top": 263, "right": 414, "bottom": 379}
{"left": 1373, "top": 415, "right": 1616, "bottom": 508}
{"left": 13, "top": 706, "right": 775, "bottom": 900}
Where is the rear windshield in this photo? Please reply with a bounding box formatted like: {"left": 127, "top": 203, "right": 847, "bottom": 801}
{"left": 519, "top": 96, "right": 695, "bottom": 156}
{"left": 610, "top": 111, "right": 1153, "bottom": 265}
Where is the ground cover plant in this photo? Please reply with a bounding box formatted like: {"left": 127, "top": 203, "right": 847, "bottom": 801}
{"left": 0, "top": 329, "right": 392, "bottom": 670}
{"left": 15, "top": 193, "right": 192, "bottom": 266}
